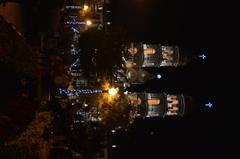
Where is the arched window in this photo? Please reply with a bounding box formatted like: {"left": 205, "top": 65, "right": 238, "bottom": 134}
{"left": 148, "top": 99, "right": 160, "bottom": 105}
{"left": 168, "top": 106, "right": 179, "bottom": 111}
{"left": 168, "top": 100, "right": 179, "bottom": 105}
{"left": 167, "top": 95, "right": 177, "bottom": 101}
{"left": 128, "top": 47, "right": 138, "bottom": 55}
{"left": 144, "top": 49, "right": 156, "bottom": 54}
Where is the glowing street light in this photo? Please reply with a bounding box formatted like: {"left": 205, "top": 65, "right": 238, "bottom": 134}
{"left": 112, "top": 145, "right": 117, "bottom": 148}
{"left": 108, "top": 87, "right": 118, "bottom": 96}
{"left": 86, "top": 20, "right": 92, "bottom": 26}
{"left": 83, "top": 5, "right": 89, "bottom": 11}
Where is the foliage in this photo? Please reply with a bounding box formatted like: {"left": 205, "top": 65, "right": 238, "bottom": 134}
{"left": 58, "top": 28, "right": 75, "bottom": 53}
{"left": 100, "top": 95, "right": 132, "bottom": 129}
{"left": 0, "top": 144, "right": 37, "bottom": 159}
{"left": 89, "top": 79, "right": 132, "bottom": 129}
{"left": 1, "top": 111, "right": 54, "bottom": 159}
{"left": 0, "top": 16, "right": 40, "bottom": 78}
{"left": 78, "top": 28, "right": 124, "bottom": 77}
{"left": 0, "top": 96, "right": 36, "bottom": 143}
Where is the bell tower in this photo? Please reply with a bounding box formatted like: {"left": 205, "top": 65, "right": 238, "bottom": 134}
{"left": 128, "top": 92, "right": 185, "bottom": 118}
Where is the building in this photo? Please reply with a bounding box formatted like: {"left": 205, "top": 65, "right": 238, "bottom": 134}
{"left": 113, "top": 67, "right": 155, "bottom": 88}
{"left": 127, "top": 92, "right": 185, "bottom": 118}
{"left": 115, "top": 42, "right": 194, "bottom": 87}
{"left": 62, "top": 0, "right": 105, "bottom": 31}
{"left": 123, "top": 42, "right": 193, "bottom": 68}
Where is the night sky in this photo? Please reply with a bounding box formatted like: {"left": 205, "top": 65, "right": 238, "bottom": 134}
{"left": 109, "top": 0, "right": 228, "bottom": 158}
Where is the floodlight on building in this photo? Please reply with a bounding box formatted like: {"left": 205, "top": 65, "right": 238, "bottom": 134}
{"left": 157, "top": 74, "right": 162, "bottom": 79}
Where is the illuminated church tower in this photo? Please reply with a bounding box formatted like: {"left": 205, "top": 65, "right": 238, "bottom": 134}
{"left": 127, "top": 92, "right": 185, "bottom": 118}
{"left": 123, "top": 42, "right": 192, "bottom": 68}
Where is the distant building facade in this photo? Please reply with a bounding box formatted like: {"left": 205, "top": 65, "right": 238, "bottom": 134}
{"left": 123, "top": 42, "right": 192, "bottom": 68}
{"left": 128, "top": 92, "right": 185, "bottom": 118}
{"left": 114, "top": 42, "right": 194, "bottom": 87}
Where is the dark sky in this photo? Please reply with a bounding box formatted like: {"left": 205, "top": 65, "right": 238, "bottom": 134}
{"left": 109, "top": 1, "right": 228, "bottom": 158}
{"left": 110, "top": 0, "right": 227, "bottom": 46}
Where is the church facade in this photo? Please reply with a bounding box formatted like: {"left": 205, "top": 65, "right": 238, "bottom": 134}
{"left": 128, "top": 92, "right": 186, "bottom": 118}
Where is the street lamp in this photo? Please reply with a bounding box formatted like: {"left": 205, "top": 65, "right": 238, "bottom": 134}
{"left": 108, "top": 87, "right": 118, "bottom": 96}
{"left": 83, "top": 5, "right": 89, "bottom": 11}
{"left": 86, "top": 20, "right": 92, "bottom": 26}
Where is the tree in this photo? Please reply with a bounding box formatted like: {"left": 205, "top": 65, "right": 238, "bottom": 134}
{"left": 100, "top": 95, "right": 132, "bottom": 129}
{"left": 78, "top": 28, "right": 125, "bottom": 77}
{"left": 0, "top": 16, "right": 40, "bottom": 78}
{"left": 1, "top": 112, "right": 54, "bottom": 159}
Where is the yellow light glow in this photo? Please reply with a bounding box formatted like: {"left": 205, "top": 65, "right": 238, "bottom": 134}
{"left": 144, "top": 49, "right": 156, "bottom": 54}
{"left": 83, "top": 5, "right": 89, "bottom": 11}
{"left": 86, "top": 20, "right": 92, "bottom": 26}
{"left": 148, "top": 99, "right": 160, "bottom": 105}
{"left": 111, "top": 129, "right": 116, "bottom": 133}
{"left": 108, "top": 88, "right": 118, "bottom": 96}
{"left": 101, "top": 80, "right": 120, "bottom": 104}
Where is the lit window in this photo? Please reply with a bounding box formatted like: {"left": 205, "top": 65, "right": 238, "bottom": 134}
{"left": 148, "top": 99, "right": 160, "bottom": 105}
{"left": 168, "top": 106, "right": 179, "bottom": 111}
{"left": 168, "top": 100, "right": 179, "bottom": 105}
{"left": 162, "top": 53, "right": 173, "bottom": 60}
{"left": 144, "top": 49, "right": 156, "bottom": 54}
{"left": 128, "top": 47, "right": 138, "bottom": 55}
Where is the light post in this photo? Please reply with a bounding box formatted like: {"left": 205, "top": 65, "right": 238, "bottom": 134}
{"left": 83, "top": 5, "right": 89, "bottom": 11}
{"left": 86, "top": 20, "right": 92, "bottom": 26}
{"left": 108, "top": 87, "right": 118, "bottom": 96}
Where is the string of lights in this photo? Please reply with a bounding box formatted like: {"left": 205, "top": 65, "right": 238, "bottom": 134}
{"left": 65, "top": 21, "right": 85, "bottom": 25}
{"left": 59, "top": 88, "right": 103, "bottom": 96}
